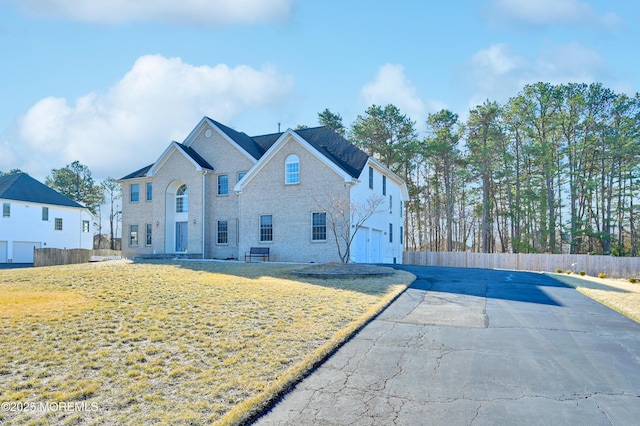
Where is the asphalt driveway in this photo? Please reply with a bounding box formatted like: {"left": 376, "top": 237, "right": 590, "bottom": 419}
{"left": 255, "top": 265, "right": 640, "bottom": 425}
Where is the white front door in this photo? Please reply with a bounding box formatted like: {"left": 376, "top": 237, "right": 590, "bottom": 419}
{"left": 175, "top": 222, "right": 188, "bottom": 252}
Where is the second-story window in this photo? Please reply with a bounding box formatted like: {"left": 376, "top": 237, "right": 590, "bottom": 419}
{"left": 285, "top": 155, "right": 300, "bottom": 184}
{"left": 218, "top": 175, "right": 228, "bottom": 195}
{"left": 130, "top": 184, "right": 139, "bottom": 202}
{"left": 176, "top": 184, "right": 188, "bottom": 213}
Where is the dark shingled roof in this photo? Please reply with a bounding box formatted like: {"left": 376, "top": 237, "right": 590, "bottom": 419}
{"left": 121, "top": 119, "right": 369, "bottom": 180}
{"left": 0, "top": 173, "right": 85, "bottom": 209}
{"left": 120, "top": 164, "right": 153, "bottom": 180}
{"left": 176, "top": 143, "right": 214, "bottom": 170}
{"left": 294, "top": 126, "right": 368, "bottom": 178}
{"left": 250, "top": 127, "right": 368, "bottom": 178}
{"left": 210, "top": 118, "right": 266, "bottom": 160}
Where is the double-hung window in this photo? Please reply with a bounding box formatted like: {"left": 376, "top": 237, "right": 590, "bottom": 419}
{"left": 146, "top": 224, "right": 152, "bottom": 245}
{"left": 55, "top": 218, "right": 63, "bottom": 231}
{"left": 130, "top": 225, "right": 139, "bottom": 246}
{"left": 312, "top": 212, "right": 327, "bottom": 241}
{"left": 82, "top": 220, "right": 90, "bottom": 233}
{"left": 176, "top": 184, "right": 188, "bottom": 213}
{"left": 217, "top": 221, "right": 228, "bottom": 244}
{"left": 218, "top": 175, "right": 228, "bottom": 195}
{"left": 368, "top": 167, "right": 374, "bottom": 189}
{"left": 260, "top": 215, "right": 273, "bottom": 242}
{"left": 3, "top": 203, "right": 10, "bottom": 218}
{"left": 130, "top": 184, "right": 139, "bottom": 202}
{"left": 285, "top": 155, "right": 300, "bottom": 184}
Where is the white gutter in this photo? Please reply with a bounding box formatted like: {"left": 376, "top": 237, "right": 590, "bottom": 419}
{"left": 202, "top": 171, "right": 208, "bottom": 259}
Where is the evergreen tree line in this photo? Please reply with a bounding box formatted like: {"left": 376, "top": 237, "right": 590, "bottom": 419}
{"left": 320, "top": 82, "right": 640, "bottom": 256}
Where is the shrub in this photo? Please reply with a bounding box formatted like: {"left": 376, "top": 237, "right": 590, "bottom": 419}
{"left": 565, "top": 270, "right": 572, "bottom": 275}
{"left": 579, "top": 271, "right": 586, "bottom": 276}
{"left": 629, "top": 278, "right": 638, "bottom": 284}
{"left": 556, "top": 269, "right": 563, "bottom": 273}
{"left": 598, "top": 273, "right": 607, "bottom": 279}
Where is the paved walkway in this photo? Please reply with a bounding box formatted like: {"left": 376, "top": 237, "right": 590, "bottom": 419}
{"left": 255, "top": 265, "right": 640, "bottom": 425}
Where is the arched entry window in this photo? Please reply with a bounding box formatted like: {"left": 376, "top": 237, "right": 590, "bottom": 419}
{"left": 176, "top": 184, "right": 188, "bottom": 213}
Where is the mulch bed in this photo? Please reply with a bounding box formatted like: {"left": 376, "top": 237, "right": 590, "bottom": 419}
{"left": 292, "top": 263, "right": 396, "bottom": 278}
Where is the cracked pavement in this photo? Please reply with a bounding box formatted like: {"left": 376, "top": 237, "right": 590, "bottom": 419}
{"left": 254, "top": 266, "right": 640, "bottom": 425}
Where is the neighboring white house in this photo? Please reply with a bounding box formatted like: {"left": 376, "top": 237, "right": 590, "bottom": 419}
{"left": 0, "top": 173, "right": 94, "bottom": 263}
{"left": 118, "top": 117, "right": 408, "bottom": 263}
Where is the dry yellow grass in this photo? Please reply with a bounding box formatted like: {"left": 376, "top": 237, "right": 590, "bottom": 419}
{"left": 0, "top": 260, "right": 413, "bottom": 425}
{"left": 549, "top": 272, "right": 640, "bottom": 323}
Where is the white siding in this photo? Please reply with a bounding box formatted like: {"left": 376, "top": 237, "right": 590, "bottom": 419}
{"left": 0, "top": 199, "right": 93, "bottom": 263}
{"left": 0, "top": 241, "right": 7, "bottom": 262}
{"left": 350, "top": 160, "right": 407, "bottom": 264}
{"left": 12, "top": 242, "right": 41, "bottom": 263}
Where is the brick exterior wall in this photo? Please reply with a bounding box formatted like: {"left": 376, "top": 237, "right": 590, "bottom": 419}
{"left": 237, "top": 135, "right": 349, "bottom": 263}
{"left": 120, "top": 119, "right": 407, "bottom": 263}
{"left": 188, "top": 125, "right": 255, "bottom": 259}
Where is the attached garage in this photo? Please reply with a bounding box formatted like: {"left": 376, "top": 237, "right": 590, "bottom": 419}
{"left": 0, "top": 241, "right": 7, "bottom": 263}
{"left": 353, "top": 227, "right": 368, "bottom": 263}
{"left": 12, "top": 241, "right": 41, "bottom": 263}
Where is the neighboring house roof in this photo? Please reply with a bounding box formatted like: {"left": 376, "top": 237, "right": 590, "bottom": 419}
{"left": 120, "top": 117, "right": 369, "bottom": 181}
{"left": 0, "top": 173, "right": 85, "bottom": 209}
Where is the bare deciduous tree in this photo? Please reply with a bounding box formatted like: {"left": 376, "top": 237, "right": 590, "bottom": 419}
{"left": 318, "top": 193, "right": 386, "bottom": 263}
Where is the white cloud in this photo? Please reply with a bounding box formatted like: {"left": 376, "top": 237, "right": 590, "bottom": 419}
{"left": 466, "top": 42, "right": 609, "bottom": 108}
{"left": 360, "top": 64, "right": 446, "bottom": 128}
{"left": 15, "top": 54, "right": 293, "bottom": 180}
{"left": 10, "top": 0, "right": 292, "bottom": 26}
{"left": 488, "top": 0, "right": 623, "bottom": 30}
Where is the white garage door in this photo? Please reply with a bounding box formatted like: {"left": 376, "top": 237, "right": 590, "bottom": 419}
{"left": 12, "top": 241, "right": 41, "bottom": 263}
{"left": 0, "top": 241, "right": 7, "bottom": 263}
{"left": 353, "top": 228, "right": 368, "bottom": 263}
{"left": 371, "top": 229, "right": 382, "bottom": 263}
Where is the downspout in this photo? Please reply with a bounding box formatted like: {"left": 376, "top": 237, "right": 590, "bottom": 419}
{"left": 202, "top": 171, "right": 207, "bottom": 259}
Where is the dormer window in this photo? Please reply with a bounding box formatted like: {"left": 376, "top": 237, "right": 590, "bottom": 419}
{"left": 285, "top": 154, "right": 300, "bottom": 184}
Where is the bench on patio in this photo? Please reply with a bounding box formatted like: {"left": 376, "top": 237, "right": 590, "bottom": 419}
{"left": 245, "top": 247, "right": 270, "bottom": 262}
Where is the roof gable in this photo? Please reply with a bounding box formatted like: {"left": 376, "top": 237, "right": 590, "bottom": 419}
{"left": 0, "top": 173, "right": 85, "bottom": 208}
{"left": 234, "top": 129, "right": 359, "bottom": 192}
{"left": 293, "top": 127, "right": 368, "bottom": 178}
{"left": 121, "top": 117, "right": 374, "bottom": 185}
{"left": 146, "top": 141, "right": 213, "bottom": 177}
{"left": 182, "top": 117, "right": 264, "bottom": 162}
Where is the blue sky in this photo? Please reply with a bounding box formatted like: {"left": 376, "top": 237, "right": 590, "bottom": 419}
{"left": 1, "top": 0, "right": 637, "bottom": 182}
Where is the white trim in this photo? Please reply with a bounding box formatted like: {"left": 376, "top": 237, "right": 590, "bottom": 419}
{"left": 365, "top": 157, "right": 410, "bottom": 201}
{"left": 148, "top": 142, "right": 210, "bottom": 176}
{"left": 183, "top": 117, "right": 258, "bottom": 164}
{"left": 234, "top": 130, "right": 354, "bottom": 193}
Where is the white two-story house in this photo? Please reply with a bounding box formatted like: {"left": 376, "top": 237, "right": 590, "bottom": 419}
{"left": 0, "top": 173, "right": 94, "bottom": 263}
{"left": 118, "top": 117, "right": 408, "bottom": 264}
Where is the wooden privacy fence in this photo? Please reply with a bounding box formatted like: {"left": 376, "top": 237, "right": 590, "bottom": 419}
{"left": 403, "top": 252, "right": 640, "bottom": 279}
{"left": 34, "top": 248, "right": 122, "bottom": 267}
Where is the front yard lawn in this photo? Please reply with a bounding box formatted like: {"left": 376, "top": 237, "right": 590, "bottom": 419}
{"left": 0, "top": 260, "right": 413, "bottom": 425}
